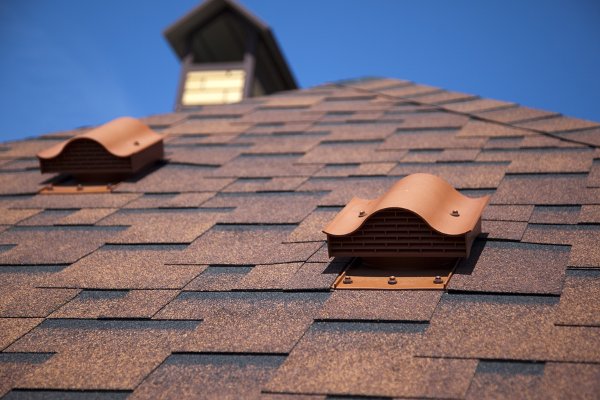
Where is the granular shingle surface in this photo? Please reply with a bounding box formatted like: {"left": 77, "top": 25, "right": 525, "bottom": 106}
{"left": 1, "top": 76, "right": 599, "bottom": 398}
{"left": 449, "top": 241, "right": 570, "bottom": 295}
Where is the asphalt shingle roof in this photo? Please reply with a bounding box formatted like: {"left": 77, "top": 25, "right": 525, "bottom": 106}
{"left": 1, "top": 77, "right": 599, "bottom": 398}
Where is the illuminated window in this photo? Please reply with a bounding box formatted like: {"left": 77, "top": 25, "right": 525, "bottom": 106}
{"left": 181, "top": 69, "right": 246, "bottom": 106}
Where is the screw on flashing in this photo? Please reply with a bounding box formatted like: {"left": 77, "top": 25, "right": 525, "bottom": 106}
{"left": 77, "top": 184, "right": 83, "bottom": 191}
{"left": 46, "top": 184, "right": 54, "bottom": 191}
{"left": 388, "top": 276, "right": 397, "bottom": 285}
{"left": 434, "top": 276, "right": 444, "bottom": 284}
{"left": 358, "top": 210, "right": 367, "bottom": 217}
{"left": 343, "top": 275, "right": 353, "bottom": 284}
{"left": 450, "top": 210, "right": 460, "bottom": 217}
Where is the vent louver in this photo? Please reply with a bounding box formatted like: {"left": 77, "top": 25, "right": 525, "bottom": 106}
{"left": 37, "top": 117, "right": 164, "bottom": 178}
{"left": 323, "top": 173, "right": 489, "bottom": 289}
{"left": 327, "top": 209, "right": 472, "bottom": 258}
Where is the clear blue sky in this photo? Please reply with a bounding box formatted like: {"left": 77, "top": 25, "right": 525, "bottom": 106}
{"left": 1, "top": 0, "right": 599, "bottom": 142}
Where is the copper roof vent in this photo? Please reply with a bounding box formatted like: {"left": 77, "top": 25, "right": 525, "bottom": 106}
{"left": 323, "top": 173, "right": 490, "bottom": 289}
{"left": 36, "top": 117, "right": 164, "bottom": 193}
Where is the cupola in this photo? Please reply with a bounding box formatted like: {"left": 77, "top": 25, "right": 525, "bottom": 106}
{"left": 164, "top": 0, "right": 297, "bottom": 109}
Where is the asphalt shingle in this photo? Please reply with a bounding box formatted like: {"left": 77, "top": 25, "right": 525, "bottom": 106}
{"left": 529, "top": 206, "right": 581, "bottom": 225}
{"left": 317, "top": 290, "right": 442, "bottom": 321}
{"left": 0, "top": 353, "right": 54, "bottom": 398}
{"left": 449, "top": 241, "right": 570, "bottom": 295}
{"left": 492, "top": 174, "right": 600, "bottom": 205}
{"left": 554, "top": 270, "right": 600, "bottom": 327}
{"left": 1, "top": 76, "right": 599, "bottom": 398}
{"left": 0, "top": 318, "right": 42, "bottom": 350}
{"left": 516, "top": 115, "right": 599, "bottom": 133}
{"left": 465, "top": 361, "right": 545, "bottom": 400}
{"left": 49, "top": 289, "right": 179, "bottom": 319}
{"left": 6, "top": 319, "right": 199, "bottom": 390}
{"left": 42, "top": 245, "right": 205, "bottom": 289}
{"left": 131, "top": 354, "right": 285, "bottom": 400}
{"left": 417, "top": 294, "right": 600, "bottom": 362}
{"left": 116, "top": 164, "right": 233, "bottom": 193}
{"left": 265, "top": 322, "right": 477, "bottom": 398}
{"left": 0, "top": 226, "right": 124, "bottom": 265}
{"left": 390, "top": 161, "right": 507, "bottom": 189}
{"left": 170, "top": 225, "right": 322, "bottom": 265}
{"left": 183, "top": 266, "right": 252, "bottom": 291}
{"left": 97, "top": 209, "right": 219, "bottom": 244}
{"left": 475, "top": 106, "right": 559, "bottom": 124}
{"left": 156, "top": 292, "right": 329, "bottom": 353}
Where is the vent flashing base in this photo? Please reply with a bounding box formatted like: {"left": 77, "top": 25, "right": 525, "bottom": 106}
{"left": 333, "top": 257, "right": 459, "bottom": 290}
{"left": 39, "top": 181, "right": 120, "bottom": 195}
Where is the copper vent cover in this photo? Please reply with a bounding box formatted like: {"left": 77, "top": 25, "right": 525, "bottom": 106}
{"left": 37, "top": 117, "right": 164, "bottom": 177}
{"left": 323, "top": 173, "right": 489, "bottom": 289}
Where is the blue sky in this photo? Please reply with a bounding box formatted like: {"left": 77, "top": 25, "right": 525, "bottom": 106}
{"left": 1, "top": 0, "right": 599, "bottom": 142}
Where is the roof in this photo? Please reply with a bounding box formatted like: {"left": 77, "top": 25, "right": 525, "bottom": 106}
{"left": 1, "top": 77, "right": 600, "bottom": 398}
